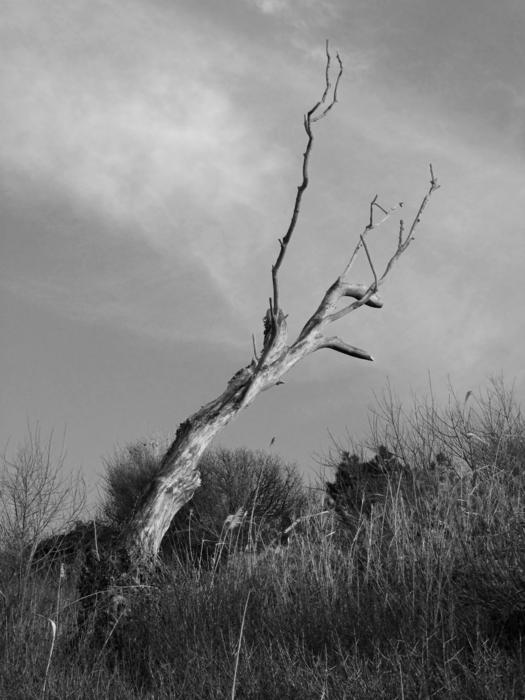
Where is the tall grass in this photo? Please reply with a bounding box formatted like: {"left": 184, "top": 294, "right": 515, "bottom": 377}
{"left": 1, "top": 381, "right": 523, "bottom": 698}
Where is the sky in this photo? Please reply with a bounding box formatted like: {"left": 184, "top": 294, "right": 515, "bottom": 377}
{"left": 1, "top": 0, "right": 525, "bottom": 501}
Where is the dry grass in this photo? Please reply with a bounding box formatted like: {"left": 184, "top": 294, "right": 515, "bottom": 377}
{"left": 1, "top": 381, "right": 524, "bottom": 698}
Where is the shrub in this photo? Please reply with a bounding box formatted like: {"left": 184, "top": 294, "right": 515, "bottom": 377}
{"left": 325, "top": 377, "right": 525, "bottom": 656}
{"left": 100, "top": 444, "right": 306, "bottom": 562}
{"left": 0, "top": 424, "right": 85, "bottom": 585}
{"left": 325, "top": 445, "right": 411, "bottom": 522}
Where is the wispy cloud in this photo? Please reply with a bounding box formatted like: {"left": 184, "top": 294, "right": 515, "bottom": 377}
{"left": 249, "top": 0, "right": 288, "bottom": 14}
{"left": 246, "top": 0, "right": 338, "bottom": 21}
{"left": 0, "top": 0, "right": 292, "bottom": 333}
{"left": 2, "top": 0, "right": 524, "bottom": 365}
{"left": 1, "top": 1, "right": 285, "bottom": 227}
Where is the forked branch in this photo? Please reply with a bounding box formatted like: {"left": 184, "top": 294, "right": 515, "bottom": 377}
{"left": 326, "top": 167, "right": 440, "bottom": 324}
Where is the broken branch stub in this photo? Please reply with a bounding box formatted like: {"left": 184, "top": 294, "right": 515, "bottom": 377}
{"left": 123, "top": 44, "right": 439, "bottom": 564}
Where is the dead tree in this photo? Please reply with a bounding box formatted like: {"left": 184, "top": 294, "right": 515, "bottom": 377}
{"left": 124, "top": 44, "right": 439, "bottom": 566}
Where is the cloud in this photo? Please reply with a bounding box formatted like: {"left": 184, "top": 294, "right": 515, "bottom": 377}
{"left": 0, "top": 0, "right": 292, "bottom": 330}
{"left": 3, "top": 0, "right": 524, "bottom": 368}
{"left": 247, "top": 0, "right": 336, "bottom": 16}
{"left": 245, "top": 0, "right": 340, "bottom": 34}
{"left": 0, "top": 1, "right": 376, "bottom": 343}
{"left": 0, "top": 168, "right": 251, "bottom": 346}
{"left": 249, "top": 0, "right": 288, "bottom": 13}
{"left": 1, "top": 1, "right": 285, "bottom": 225}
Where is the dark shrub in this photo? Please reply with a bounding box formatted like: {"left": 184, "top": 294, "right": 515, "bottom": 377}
{"left": 325, "top": 445, "right": 411, "bottom": 523}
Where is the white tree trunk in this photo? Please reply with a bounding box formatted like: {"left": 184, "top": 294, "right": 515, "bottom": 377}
{"left": 121, "top": 45, "right": 439, "bottom": 566}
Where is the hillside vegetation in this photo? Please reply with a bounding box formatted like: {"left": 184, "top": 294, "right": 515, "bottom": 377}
{"left": 1, "top": 379, "right": 523, "bottom": 699}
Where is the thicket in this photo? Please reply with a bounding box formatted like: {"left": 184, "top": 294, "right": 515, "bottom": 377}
{"left": 101, "top": 445, "right": 306, "bottom": 563}
{"left": 1, "top": 378, "right": 523, "bottom": 699}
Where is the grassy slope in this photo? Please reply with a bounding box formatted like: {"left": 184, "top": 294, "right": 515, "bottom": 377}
{"left": 1, "top": 386, "right": 524, "bottom": 699}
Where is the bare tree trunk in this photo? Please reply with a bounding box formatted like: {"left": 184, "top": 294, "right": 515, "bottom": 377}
{"left": 124, "top": 369, "right": 258, "bottom": 561}
{"left": 122, "top": 43, "right": 439, "bottom": 566}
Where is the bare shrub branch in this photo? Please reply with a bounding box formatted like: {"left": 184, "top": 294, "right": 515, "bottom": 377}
{"left": 0, "top": 423, "right": 85, "bottom": 579}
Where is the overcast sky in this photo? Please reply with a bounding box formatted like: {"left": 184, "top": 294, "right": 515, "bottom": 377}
{"left": 1, "top": 0, "right": 524, "bottom": 496}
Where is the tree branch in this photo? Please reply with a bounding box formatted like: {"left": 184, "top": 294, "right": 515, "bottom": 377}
{"left": 319, "top": 337, "right": 374, "bottom": 361}
{"left": 271, "top": 41, "right": 343, "bottom": 316}
{"left": 360, "top": 233, "right": 378, "bottom": 293}
{"left": 328, "top": 166, "right": 439, "bottom": 323}
{"left": 378, "top": 163, "right": 440, "bottom": 283}
{"left": 342, "top": 196, "right": 401, "bottom": 278}
{"left": 340, "top": 283, "right": 383, "bottom": 308}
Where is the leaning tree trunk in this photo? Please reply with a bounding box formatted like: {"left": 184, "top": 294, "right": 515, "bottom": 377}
{"left": 123, "top": 285, "right": 382, "bottom": 563}
{"left": 121, "top": 43, "right": 439, "bottom": 567}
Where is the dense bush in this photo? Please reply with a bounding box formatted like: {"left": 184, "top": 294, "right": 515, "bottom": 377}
{"left": 325, "top": 445, "right": 411, "bottom": 521}
{"left": 323, "top": 377, "right": 525, "bottom": 658}
{"left": 101, "top": 444, "right": 306, "bottom": 562}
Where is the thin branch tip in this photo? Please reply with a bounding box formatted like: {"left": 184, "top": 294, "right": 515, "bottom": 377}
{"left": 360, "top": 235, "right": 378, "bottom": 291}
{"left": 271, "top": 42, "right": 343, "bottom": 314}
{"left": 429, "top": 163, "right": 439, "bottom": 188}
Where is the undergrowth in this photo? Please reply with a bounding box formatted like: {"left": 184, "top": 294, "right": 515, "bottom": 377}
{"left": 1, "top": 380, "right": 523, "bottom": 699}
